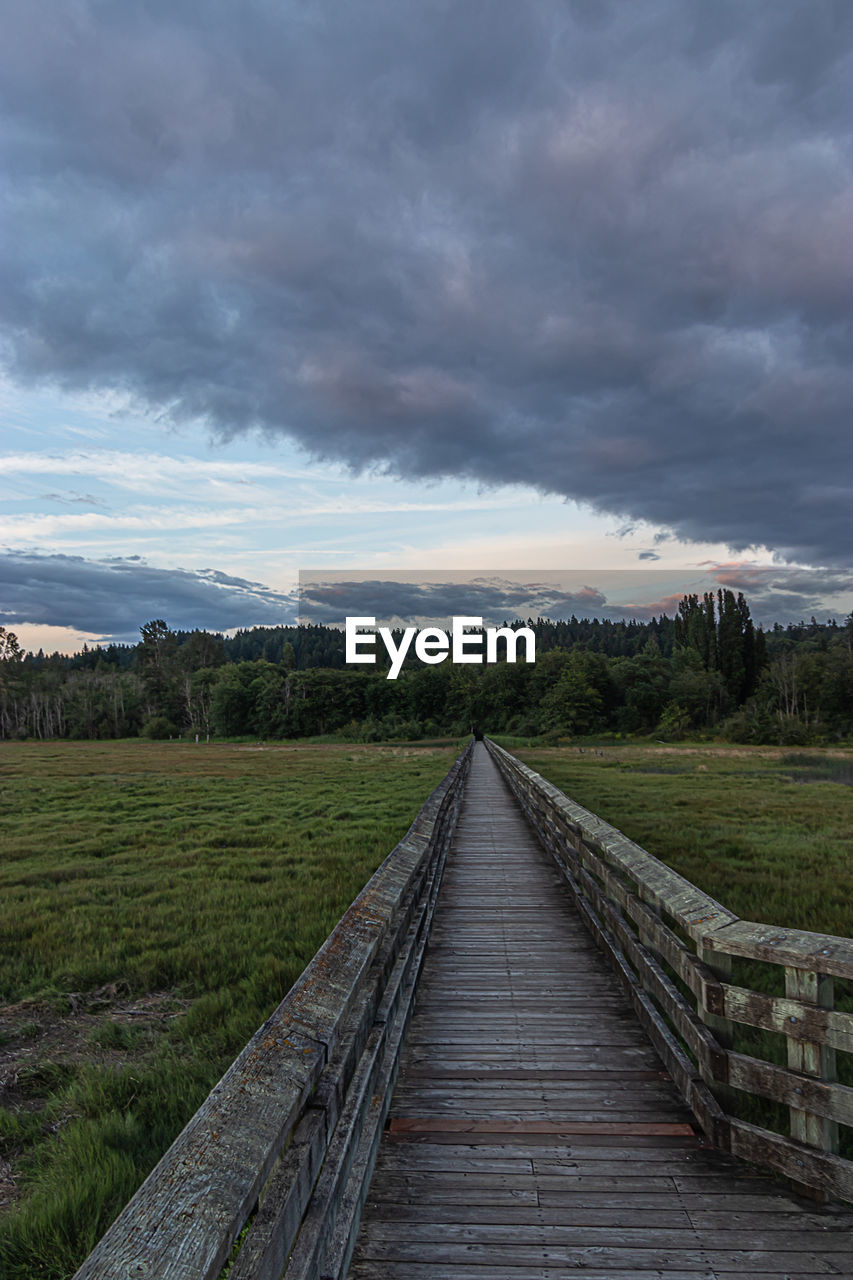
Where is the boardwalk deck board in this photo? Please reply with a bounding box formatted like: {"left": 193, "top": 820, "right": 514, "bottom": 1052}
{"left": 348, "top": 743, "right": 853, "bottom": 1277}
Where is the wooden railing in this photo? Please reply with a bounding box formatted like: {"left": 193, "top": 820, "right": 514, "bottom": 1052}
{"left": 73, "top": 742, "right": 473, "bottom": 1280}
{"left": 486, "top": 739, "right": 853, "bottom": 1204}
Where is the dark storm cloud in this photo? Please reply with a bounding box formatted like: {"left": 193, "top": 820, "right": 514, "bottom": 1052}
{"left": 2, "top": 2, "right": 853, "bottom": 563}
{"left": 0, "top": 551, "right": 296, "bottom": 642}
{"left": 299, "top": 577, "right": 607, "bottom": 626}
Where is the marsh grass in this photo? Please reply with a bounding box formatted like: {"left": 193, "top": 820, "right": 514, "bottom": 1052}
{"left": 0, "top": 738, "right": 460, "bottom": 1278}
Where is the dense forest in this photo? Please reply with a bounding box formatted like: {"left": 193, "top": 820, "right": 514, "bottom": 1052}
{"left": 1, "top": 591, "right": 852, "bottom": 744}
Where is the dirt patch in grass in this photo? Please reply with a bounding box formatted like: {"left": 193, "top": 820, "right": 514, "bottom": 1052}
{"left": 1, "top": 982, "right": 192, "bottom": 1084}
{"left": 0, "top": 983, "right": 192, "bottom": 1210}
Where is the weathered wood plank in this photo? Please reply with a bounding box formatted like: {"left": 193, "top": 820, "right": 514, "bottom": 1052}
{"left": 374, "top": 1144, "right": 727, "bottom": 1167}
{"left": 352, "top": 1234, "right": 842, "bottom": 1272}
{"left": 358, "top": 1220, "right": 853, "bottom": 1253}
{"left": 352, "top": 1267, "right": 832, "bottom": 1280}
{"left": 358, "top": 1200, "right": 843, "bottom": 1232}
{"left": 362, "top": 1202, "right": 695, "bottom": 1228}
{"left": 367, "top": 1180, "right": 815, "bottom": 1213}
{"left": 729, "top": 1117, "right": 853, "bottom": 1203}
{"left": 703, "top": 919, "right": 853, "bottom": 979}
{"left": 391, "top": 1084, "right": 681, "bottom": 1103}
{"left": 725, "top": 1050, "right": 853, "bottom": 1127}
{"left": 721, "top": 982, "right": 853, "bottom": 1053}
{"left": 388, "top": 1119, "right": 695, "bottom": 1135}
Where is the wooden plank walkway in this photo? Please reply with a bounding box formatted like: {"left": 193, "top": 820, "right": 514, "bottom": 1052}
{"left": 348, "top": 742, "right": 853, "bottom": 1278}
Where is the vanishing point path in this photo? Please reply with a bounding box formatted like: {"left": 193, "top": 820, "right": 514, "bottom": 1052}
{"left": 349, "top": 742, "right": 853, "bottom": 1278}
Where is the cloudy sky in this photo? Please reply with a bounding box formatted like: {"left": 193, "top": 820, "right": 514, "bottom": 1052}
{"left": 1, "top": 0, "right": 851, "bottom": 649}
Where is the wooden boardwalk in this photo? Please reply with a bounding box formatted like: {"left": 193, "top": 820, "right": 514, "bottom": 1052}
{"left": 349, "top": 742, "right": 853, "bottom": 1278}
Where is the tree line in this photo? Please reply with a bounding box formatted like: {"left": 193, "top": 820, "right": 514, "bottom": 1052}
{"left": 1, "top": 591, "right": 852, "bottom": 744}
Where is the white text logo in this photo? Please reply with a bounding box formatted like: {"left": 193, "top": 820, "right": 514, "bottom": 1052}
{"left": 345, "top": 616, "right": 536, "bottom": 679}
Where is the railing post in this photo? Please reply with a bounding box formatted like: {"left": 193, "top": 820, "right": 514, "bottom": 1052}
{"left": 784, "top": 965, "right": 838, "bottom": 1197}
{"left": 697, "top": 944, "right": 736, "bottom": 1111}
{"left": 697, "top": 946, "right": 733, "bottom": 1044}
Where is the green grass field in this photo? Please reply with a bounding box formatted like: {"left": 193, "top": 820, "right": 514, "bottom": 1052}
{"left": 0, "top": 738, "right": 461, "bottom": 1279}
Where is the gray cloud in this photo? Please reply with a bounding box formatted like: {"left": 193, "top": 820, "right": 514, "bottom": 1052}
{"left": 2, "top": 2, "right": 853, "bottom": 563}
{"left": 299, "top": 577, "right": 608, "bottom": 627}
{"left": 708, "top": 564, "right": 853, "bottom": 625}
{"left": 300, "top": 567, "right": 853, "bottom": 628}
{"left": 0, "top": 551, "right": 296, "bottom": 642}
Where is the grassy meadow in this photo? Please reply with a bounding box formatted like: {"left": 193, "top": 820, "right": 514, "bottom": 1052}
{"left": 0, "top": 738, "right": 461, "bottom": 1279}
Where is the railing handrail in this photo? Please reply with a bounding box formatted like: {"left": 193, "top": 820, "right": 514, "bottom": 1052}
{"left": 74, "top": 741, "right": 473, "bottom": 1280}
{"left": 486, "top": 738, "right": 853, "bottom": 1205}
